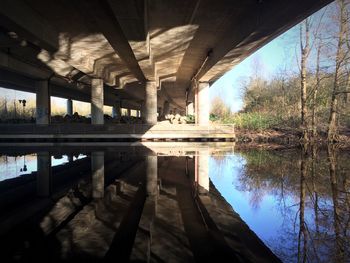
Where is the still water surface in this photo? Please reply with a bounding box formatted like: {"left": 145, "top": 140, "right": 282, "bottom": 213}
{"left": 0, "top": 144, "right": 348, "bottom": 262}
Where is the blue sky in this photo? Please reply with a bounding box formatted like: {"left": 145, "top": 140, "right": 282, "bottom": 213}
{"left": 209, "top": 28, "right": 298, "bottom": 112}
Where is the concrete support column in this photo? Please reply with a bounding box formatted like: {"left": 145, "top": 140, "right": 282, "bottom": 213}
{"left": 186, "top": 102, "right": 194, "bottom": 116}
{"left": 139, "top": 101, "right": 145, "bottom": 122}
{"left": 127, "top": 108, "right": 131, "bottom": 117}
{"left": 36, "top": 80, "right": 50, "bottom": 124}
{"left": 163, "top": 101, "right": 169, "bottom": 117}
{"left": 112, "top": 100, "right": 121, "bottom": 119}
{"left": 91, "top": 151, "right": 104, "bottom": 199}
{"left": 195, "top": 151, "right": 209, "bottom": 191}
{"left": 195, "top": 82, "right": 210, "bottom": 125}
{"left": 67, "top": 99, "right": 73, "bottom": 116}
{"left": 144, "top": 81, "right": 157, "bottom": 125}
{"left": 146, "top": 155, "right": 158, "bottom": 196}
{"left": 91, "top": 78, "right": 104, "bottom": 124}
{"left": 37, "top": 152, "right": 51, "bottom": 197}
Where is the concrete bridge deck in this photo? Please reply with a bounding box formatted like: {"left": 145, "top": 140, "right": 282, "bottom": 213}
{"left": 0, "top": 124, "right": 235, "bottom": 142}
{"left": 0, "top": 0, "right": 332, "bottom": 132}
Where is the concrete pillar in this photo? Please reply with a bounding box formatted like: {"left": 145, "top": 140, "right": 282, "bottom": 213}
{"left": 37, "top": 152, "right": 51, "bottom": 197}
{"left": 36, "top": 80, "right": 50, "bottom": 124}
{"left": 195, "top": 82, "right": 209, "bottom": 125}
{"left": 163, "top": 101, "right": 169, "bottom": 117}
{"left": 186, "top": 102, "right": 194, "bottom": 116}
{"left": 91, "top": 151, "right": 104, "bottom": 198}
{"left": 140, "top": 101, "right": 145, "bottom": 121}
{"left": 196, "top": 151, "right": 209, "bottom": 191}
{"left": 112, "top": 100, "right": 121, "bottom": 119}
{"left": 146, "top": 155, "right": 158, "bottom": 196}
{"left": 127, "top": 108, "right": 131, "bottom": 117}
{"left": 91, "top": 78, "right": 104, "bottom": 124}
{"left": 67, "top": 99, "right": 73, "bottom": 116}
{"left": 144, "top": 81, "right": 157, "bottom": 125}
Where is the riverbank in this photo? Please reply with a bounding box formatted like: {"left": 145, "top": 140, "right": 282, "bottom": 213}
{"left": 235, "top": 127, "right": 350, "bottom": 150}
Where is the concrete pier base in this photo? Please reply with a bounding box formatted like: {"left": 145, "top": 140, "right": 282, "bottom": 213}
{"left": 91, "top": 79, "right": 104, "bottom": 124}
{"left": 36, "top": 80, "right": 50, "bottom": 125}
{"left": 91, "top": 151, "right": 104, "bottom": 198}
{"left": 36, "top": 152, "right": 51, "bottom": 197}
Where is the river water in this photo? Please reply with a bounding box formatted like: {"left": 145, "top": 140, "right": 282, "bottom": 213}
{"left": 0, "top": 143, "right": 348, "bottom": 262}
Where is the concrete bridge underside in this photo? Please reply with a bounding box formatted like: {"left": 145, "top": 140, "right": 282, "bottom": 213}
{"left": 0, "top": 0, "right": 332, "bottom": 129}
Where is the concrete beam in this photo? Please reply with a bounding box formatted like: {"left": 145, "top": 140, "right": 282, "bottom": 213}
{"left": 80, "top": 0, "right": 146, "bottom": 82}
{"left": 0, "top": 0, "right": 58, "bottom": 52}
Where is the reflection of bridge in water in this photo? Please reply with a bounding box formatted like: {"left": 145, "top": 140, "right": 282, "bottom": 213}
{"left": 0, "top": 143, "right": 281, "bottom": 262}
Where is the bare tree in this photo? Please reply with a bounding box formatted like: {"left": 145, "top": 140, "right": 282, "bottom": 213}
{"left": 300, "top": 19, "right": 311, "bottom": 141}
{"left": 328, "top": 0, "right": 349, "bottom": 142}
{"left": 311, "top": 41, "right": 322, "bottom": 139}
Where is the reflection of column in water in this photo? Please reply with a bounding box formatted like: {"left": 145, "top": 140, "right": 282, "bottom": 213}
{"left": 67, "top": 154, "right": 74, "bottom": 163}
{"left": 36, "top": 152, "right": 52, "bottom": 197}
{"left": 196, "top": 151, "right": 209, "bottom": 191}
{"left": 140, "top": 154, "right": 158, "bottom": 261}
{"left": 91, "top": 151, "right": 104, "bottom": 198}
{"left": 146, "top": 155, "right": 158, "bottom": 196}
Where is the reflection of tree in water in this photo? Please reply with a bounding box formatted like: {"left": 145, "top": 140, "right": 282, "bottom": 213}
{"left": 211, "top": 153, "right": 245, "bottom": 181}
{"left": 235, "top": 147, "right": 350, "bottom": 263}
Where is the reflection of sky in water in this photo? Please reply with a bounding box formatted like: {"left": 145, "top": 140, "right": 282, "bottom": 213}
{"left": 209, "top": 153, "right": 336, "bottom": 262}
{"left": 0, "top": 154, "right": 86, "bottom": 182}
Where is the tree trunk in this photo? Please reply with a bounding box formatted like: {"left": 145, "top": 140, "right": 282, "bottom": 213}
{"left": 300, "top": 19, "right": 310, "bottom": 141}
{"left": 298, "top": 145, "right": 308, "bottom": 263}
{"left": 328, "top": 0, "right": 346, "bottom": 142}
{"left": 312, "top": 44, "right": 321, "bottom": 139}
{"left": 328, "top": 145, "right": 344, "bottom": 262}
